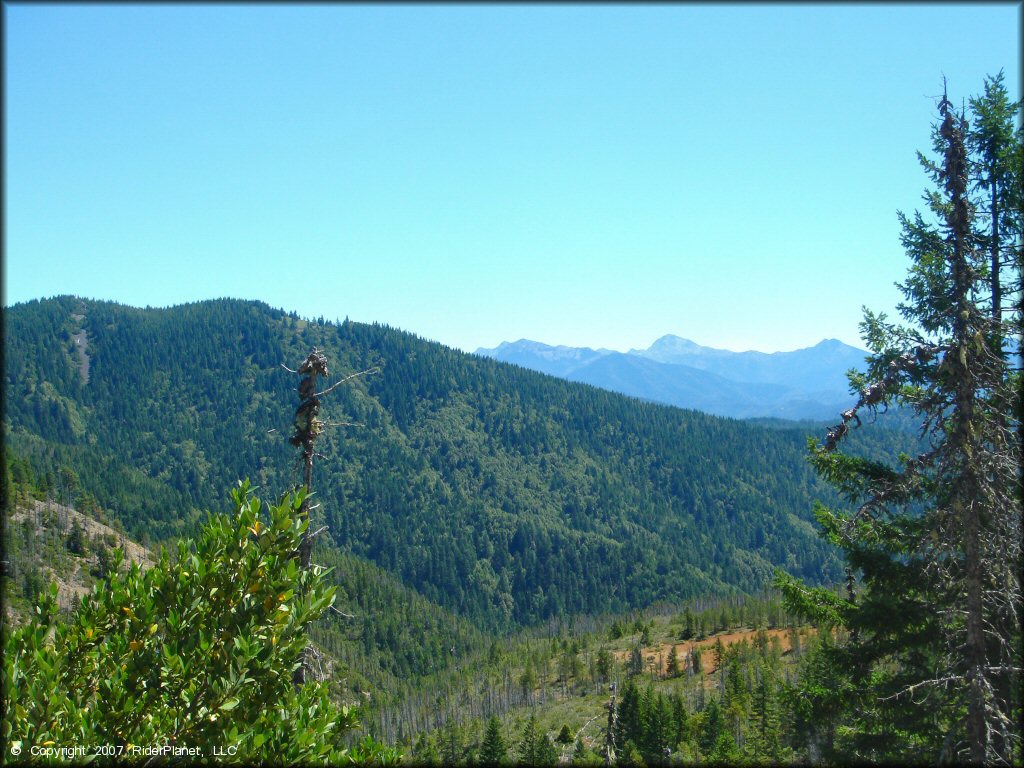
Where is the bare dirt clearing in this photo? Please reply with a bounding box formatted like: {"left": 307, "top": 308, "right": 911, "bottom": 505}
{"left": 614, "top": 626, "right": 812, "bottom": 678}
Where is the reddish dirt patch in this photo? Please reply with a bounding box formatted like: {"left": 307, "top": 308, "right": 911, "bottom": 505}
{"left": 614, "top": 627, "right": 813, "bottom": 678}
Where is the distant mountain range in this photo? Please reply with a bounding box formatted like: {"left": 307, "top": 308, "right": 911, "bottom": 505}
{"left": 475, "top": 335, "right": 869, "bottom": 420}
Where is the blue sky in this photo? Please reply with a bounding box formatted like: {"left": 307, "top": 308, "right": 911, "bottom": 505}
{"left": 5, "top": 3, "right": 1020, "bottom": 353}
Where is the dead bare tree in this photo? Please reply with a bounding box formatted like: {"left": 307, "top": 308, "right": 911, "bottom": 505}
{"left": 604, "top": 681, "right": 617, "bottom": 766}
{"left": 283, "top": 347, "right": 378, "bottom": 685}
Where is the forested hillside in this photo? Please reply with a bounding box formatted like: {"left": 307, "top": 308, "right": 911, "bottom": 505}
{"left": 4, "top": 296, "right": 913, "bottom": 629}
{"left": 0, "top": 457, "right": 824, "bottom": 763}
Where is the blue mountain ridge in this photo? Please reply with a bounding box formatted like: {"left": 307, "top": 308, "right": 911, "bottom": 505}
{"left": 475, "top": 335, "right": 869, "bottom": 420}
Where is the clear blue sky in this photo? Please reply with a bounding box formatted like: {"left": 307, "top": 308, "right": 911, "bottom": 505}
{"left": 5, "top": 3, "right": 1020, "bottom": 353}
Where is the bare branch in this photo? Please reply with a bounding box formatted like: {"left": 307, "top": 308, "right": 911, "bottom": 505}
{"left": 880, "top": 675, "right": 964, "bottom": 701}
{"left": 315, "top": 366, "right": 380, "bottom": 398}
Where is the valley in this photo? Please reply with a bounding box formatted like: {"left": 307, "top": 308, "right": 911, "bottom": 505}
{"left": 2, "top": 296, "right": 866, "bottom": 760}
{"left": 2, "top": 467, "right": 823, "bottom": 763}
{"left": 4, "top": 296, "right": 903, "bottom": 629}
{"left": 3, "top": 291, "right": 1007, "bottom": 765}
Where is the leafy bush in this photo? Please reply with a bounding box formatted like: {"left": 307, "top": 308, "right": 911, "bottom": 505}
{"left": 3, "top": 481, "right": 398, "bottom": 764}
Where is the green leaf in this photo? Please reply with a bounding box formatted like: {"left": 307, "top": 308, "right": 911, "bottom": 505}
{"left": 219, "top": 697, "right": 240, "bottom": 712}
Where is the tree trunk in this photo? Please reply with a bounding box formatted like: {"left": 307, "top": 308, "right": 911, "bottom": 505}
{"left": 944, "top": 100, "right": 989, "bottom": 764}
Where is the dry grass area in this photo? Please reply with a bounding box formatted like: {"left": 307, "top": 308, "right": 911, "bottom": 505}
{"left": 10, "top": 499, "right": 156, "bottom": 610}
{"left": 614, "top": 627, "right": 810, "bottom": 677}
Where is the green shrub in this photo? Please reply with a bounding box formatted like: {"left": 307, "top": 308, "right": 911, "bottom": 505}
{"left": 3, "top": 481, "right": 398, "bottom": 764}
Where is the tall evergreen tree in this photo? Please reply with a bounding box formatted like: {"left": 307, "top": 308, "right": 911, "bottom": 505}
{"left": 967, "top": 70, "right": 1022, "bottom": 331}
{"left": 615, "top": 678, "right": 643, "bottom": 754}
{"left": 518, "top": 712, "right": 558, "bottom": 767}
{"left": 778, "top": 76, "right": 1022, "bottom": 764}
{"left": 698, "top": 697, "right": 723, "bottom": 759}
{"left": 666, "top": 644, "right": 680, "bottom": 678}
{"left": 640, "top": 687, "right": 675, "bottom": 764}
{"left": 479, "top": 714, "right": 507, "bottom": 766}
{"left": 439, "top": 717, "right": 466, "bottom": 766}
{"left": 749, "top": 665, "right": 782, "bottom": 761}
{"left": 627, "top": 644, "right": 643, "bottom": 678}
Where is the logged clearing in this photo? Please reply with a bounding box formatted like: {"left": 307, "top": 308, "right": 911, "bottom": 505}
{"left": 614, "top": 627, "right": 812, "bottom": 678}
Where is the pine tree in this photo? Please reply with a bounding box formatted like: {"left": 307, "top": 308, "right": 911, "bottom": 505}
{"left": 535, "top": 732, "right": 559, "bottom": 765}
{"left": 666, "top": 644, "right": 680, "bottom": 678}
{"left": 780, "top": 630, "right": 848, "bottom": 763}
{"left": 615, "top": 678, "right": 643, "bottom": 755}
{"left": 571, "top": 736, "right": 589, "bottom": 764}
{"left": 439, "top": 717, "right": 466, "bottom": 765}
{"left": 627, "top": 644, "right": 643, "bottom": 678}
{"left": 710, "top": 731, "right": 741, "bottom": 764}
{"left": 749, "top": 665, "right": 782, "bottom": 761}
{"left": 640, "top": 687, "right": 675, "bottom": 764}
{"left": 65, "top": 518, "right": 87, "bottom": 556}
{"left": 967, "top": 70, "right": 1022, "bottom": 330}
{"left": 479, "top": 714, "right": 507, "bottom": 766}
{"left": 519, "top": 713, "right": 540, "bottom": 766}
{"left": 595, "top": 647, "right": 613, "bottom": 682}
{"left": 777, "top": 76, "right": 1022, "bottom": 764}
{"left": 518, "top": 712, "right": 557, "bottom": 767}
{"left": 681, "top": 607, "right": 695, "bottom": 640}
{"left": 710, "top": 637, "right": 724, "bottom": 675}
{"left": 670, "top": 693, "right": 689, "bottom": 752}
{"left": 698, "top": 696, "right": 723, "bottom": 759}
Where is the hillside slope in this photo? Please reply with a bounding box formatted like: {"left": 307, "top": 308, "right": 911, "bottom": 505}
{"left": 2, "top": 296, "right": 904, "bottom": 628}
{"left": 0, "top": 464, "right": 486, "bottom": 705}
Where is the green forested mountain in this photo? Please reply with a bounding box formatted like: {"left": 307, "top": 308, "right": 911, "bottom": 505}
{"left": 4, "top": 296, "right": 909, "bottom": 629}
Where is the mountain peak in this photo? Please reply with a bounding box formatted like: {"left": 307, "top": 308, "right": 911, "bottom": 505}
{"left": 631, "top": 335, "right": 728, "bottom": 362}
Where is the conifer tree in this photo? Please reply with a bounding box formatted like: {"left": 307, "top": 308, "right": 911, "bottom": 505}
{"left": 557, "top": 723, "right": 574, "bottom": 744}
{"left": 777, "top": 76, "right": 1022, "bottom": 764}
{"left": 967, "top": 70, "right": 1022, "bottom": 330}
{"left": 666, "top": 644, "right": 681, "bottom": 678}
{"left": 65, "top": 518, "right": 87, "bottom": 556}
{"left": 479, "top": 714, "right": 507, "bottom": 766}
{"left": 439, "top": 718, "right": 466, "bottom": 766}
{"left": 640, "top": 687, "right": 675, "bottom": 764}
{"left": 615, "top": 678, "right": 643, "bottom": 755}
{"left": 670, "top": 693, "right": 690, "bottom": 752}
{"left": 681, "top": 607, "right": 695, "bottom": 640}
{"left": 595, "top": 647, "right": 613, "bottom": 682}
{"left": 518, "top": 712, "right": 557, "bottom": 766}
{"left": 749, "top": 666, "right": 782, "bottom": 761}
{"left": 698, "top": 697, "right": 723, "bottom": 759}
{"left": 627, "top": 644, "right": 643, "bottom": 678}
{"left": 572, "top": 736, "right": 589, "bottom": 764}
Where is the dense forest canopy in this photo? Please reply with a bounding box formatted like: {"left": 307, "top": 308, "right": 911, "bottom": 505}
{"left": 2, "top": 295, "right": 917, "bottom": 629}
